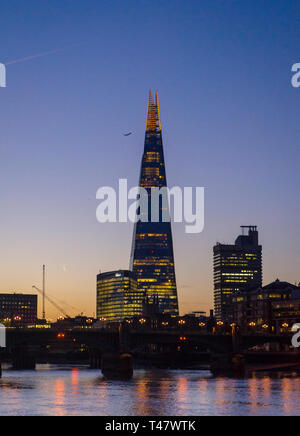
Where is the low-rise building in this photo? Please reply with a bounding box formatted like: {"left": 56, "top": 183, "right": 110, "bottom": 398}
{"left": 232, "top": 279, "right": 300, "bottom": 334}
{"left": 0, "top": 293, "right": 37, "bottom": 326}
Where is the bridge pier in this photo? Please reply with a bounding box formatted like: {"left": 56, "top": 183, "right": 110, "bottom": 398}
{"left": 11, "top": 345, "right": 36, "bottom": 370}
{"left": 232, "top": 325, "right": 241, "bottom": 353}
{"left": 98, "top": 322, "right": 134, "bottom": 380}
{"left": 101, "top": 352, "right": 133, "bottom": 380}
{"left": 211, "top": 353, "right": 246, "bottom": 377}
{"left": 119, "top": 321, "right": 131, "bottom": 353}
{"left": 89, "top": 348, "right": 102, "bottom": 369}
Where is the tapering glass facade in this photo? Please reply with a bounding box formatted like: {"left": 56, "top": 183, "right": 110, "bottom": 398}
{"left": 130, "top": 91, "right": 179, "bottom": 315}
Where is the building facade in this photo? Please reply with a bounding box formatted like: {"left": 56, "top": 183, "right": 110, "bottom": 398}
{"left": 130, "top": 91, "right": 179, "bottom": 315}
{"left": 232, "top": 279, "right": 300, "bottom": 334}
{"left": 0, "top": 293, "right": 37, "bottom": 325}
{"left": 96, "top": 270, "right": 143, "bottom": 322}
{"left": 214, "top": 226, "right": 262, "bottom": 321}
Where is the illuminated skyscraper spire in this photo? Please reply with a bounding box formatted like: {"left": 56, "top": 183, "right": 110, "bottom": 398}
{"left": 146, "top": 90, "right": 161, "bottom": 133}
{"left": 130, "top": 91, "right": 179, "bottom": 315}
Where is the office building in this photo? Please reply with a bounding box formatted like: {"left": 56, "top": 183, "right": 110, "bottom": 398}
{"left": 96, "top": 270, "right": 143, "bottom": 322}
{"left": 232, "top": 279, "right": 300, "bottom": 333}
{"left": 214, "top": 226, "right": 262, "bottom": 321}
{"left": 0, "top": 293, "right": 38, "bottom": 325}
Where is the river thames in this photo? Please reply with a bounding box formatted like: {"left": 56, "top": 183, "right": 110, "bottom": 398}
{"left": 0, "top": 365, "right": 300, "bottom": 416}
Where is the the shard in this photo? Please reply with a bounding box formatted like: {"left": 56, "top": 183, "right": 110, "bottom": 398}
{"left": 130, "top": 91, "right": 179, "bottom": 315}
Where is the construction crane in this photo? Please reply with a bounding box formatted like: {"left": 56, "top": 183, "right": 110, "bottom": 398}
{"left": 32, "top": 286, "right": 70, "bottom": 319}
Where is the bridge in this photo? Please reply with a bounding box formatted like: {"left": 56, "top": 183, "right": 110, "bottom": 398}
{"left": 4, "top": 327, "right": 293, "bottom": 354}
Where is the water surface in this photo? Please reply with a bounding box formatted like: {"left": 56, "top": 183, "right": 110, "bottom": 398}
{"left": 0, "top": 365, "right": 299, "bottom": 416}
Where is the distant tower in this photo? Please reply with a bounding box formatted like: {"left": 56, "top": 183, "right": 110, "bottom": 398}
{"left": 42, "top": 265, "right": 46, "bottom": 320}
{"left": 130, "top": 91, "right": 179, "bottom": 315}
{"left": 213, "top": 226, "right": 262, "bottom": 321}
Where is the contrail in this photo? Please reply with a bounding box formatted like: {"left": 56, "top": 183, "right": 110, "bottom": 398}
{"left": 5, "top": 43, "right": 83, "bottom": 66}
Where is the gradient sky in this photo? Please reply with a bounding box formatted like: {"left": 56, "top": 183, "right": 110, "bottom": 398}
{"left": 1, "top": 0, "right": 299, "bottom": 319}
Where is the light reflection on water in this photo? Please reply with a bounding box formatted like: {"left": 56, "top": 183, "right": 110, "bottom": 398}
{"left": 0, "top": 365, "right": 300, "bottom": 416}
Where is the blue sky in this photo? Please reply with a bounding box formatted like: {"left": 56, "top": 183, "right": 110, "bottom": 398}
{"left": 0, "top": 0, "right": 299, "bottom": 318}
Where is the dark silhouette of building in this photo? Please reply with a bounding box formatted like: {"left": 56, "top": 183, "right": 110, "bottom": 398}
{"left": 0, "top": 293, "right": 37, "bottom": 325}
{"left": 214, "top": 226, "right": 262, "bottom": 321}
{"left": 130, "top": 91, "right": 179, "bottom": 315}
{"left": 96, "top": 270, "right": 143, "bottom": 322}
{"left": 52, "top": 315, "right": 97, "bottom": 329}
{"left": 232, "top": 279, "right": 300, "bottom": 334}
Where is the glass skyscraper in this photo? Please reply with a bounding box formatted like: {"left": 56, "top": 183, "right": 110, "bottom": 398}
{"left": 96, "top": 270, "right": 143, "bottom": 322}
{"left": 130, "top": 91, "right": 179, "bottom": 315}
{"left": 213, "top": 226, "right": 262, "bottom": 321}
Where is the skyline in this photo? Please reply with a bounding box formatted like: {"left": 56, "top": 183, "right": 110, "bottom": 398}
{"left": 1, "top": 0, "right": 300, "bottom": 319}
